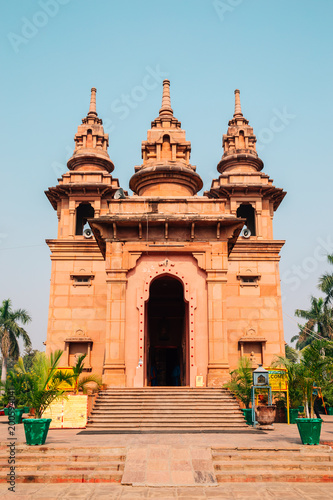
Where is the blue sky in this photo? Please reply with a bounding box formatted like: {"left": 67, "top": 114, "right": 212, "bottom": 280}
{"left": 1, "top": 0, "right": 333, "bottom": 350}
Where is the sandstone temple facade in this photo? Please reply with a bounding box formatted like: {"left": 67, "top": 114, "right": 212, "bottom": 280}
{"left": 45, "top": 82, "right": 286, "bottom": 387}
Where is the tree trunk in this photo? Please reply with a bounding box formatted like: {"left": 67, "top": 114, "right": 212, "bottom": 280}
{"left": 0, "top": 356, "right": 7, "bottom": 394}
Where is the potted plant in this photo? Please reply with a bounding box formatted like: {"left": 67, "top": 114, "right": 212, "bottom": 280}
{"left": 22, "top": 350, "right": 72, "bottom": 445}
{"left": 70, "top": 354, "right": 102, "bottom": 394}
{"left": 272, "top": 355, "right": 305, "bottom": 423}
{"left": 294, "top": 364, "right": 322, "bottom": 445}
{"left": 274, "top": 398, "right": 287, "bottom": 423}
{"left": 295, "top": 340, "right": 333, "bottom": 444}
{"left": 224, "top": 357, "right": 253, "bottom": 425}
{"left": 0, "top": 362, "right": 34, "bottom": 423}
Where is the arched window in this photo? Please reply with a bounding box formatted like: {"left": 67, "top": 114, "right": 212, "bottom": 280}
{"left": 238, "top": 130, "right": 245, "bottom": 149}
{"left": 86, "top": 129, "right": 93, "bottom": 148}
{"left": 75, "top": 203, "right": 94, "bottom": 235}
{"left": 161, "top": 134, "right": 171, "bottom": 160}
{"left": 237, "top": 203, "right": 256, "bottom": 236}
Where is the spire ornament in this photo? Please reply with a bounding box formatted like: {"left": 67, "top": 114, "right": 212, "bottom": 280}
{"left": 88, "top": 87, "right": 97, "bottom": 116}
{"left": 159, "top": 79, "right": 173, "bottom": 117}
{"left": 233, "top": 89, "right": 243, "bottom": 117}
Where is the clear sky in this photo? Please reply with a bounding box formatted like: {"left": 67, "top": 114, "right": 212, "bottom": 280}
{"left": 1, "top": 0, "right": 333, "bottom": 350}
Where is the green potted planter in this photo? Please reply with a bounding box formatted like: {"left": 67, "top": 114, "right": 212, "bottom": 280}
{"left": 4, "top": 408, "right": 9, "bottom": 416}
{"left": 327, "top": 407, "right": 333, "bottom": 416}
{"left": 285, "top": 408, "right": 299, "bottom": 424}
{"left": 296, "top": 418, "right": 322, "bottom": 445}
{"left": 22, "top": 418, "right": 52, "bottom": 446}
{"left": 14, "top": 408, "right": 24, "bottom": 424}
{"left": 22, "top": 350, "right": 73, "bottom": 446}
{"left": 297, "top": 405, "right": 304, "bottom": 413}
{"left": 242, "top": 408, "right": 253, "bottom": 425}
{"left": 23, "top": 406, "right": 30, "bottom": 414}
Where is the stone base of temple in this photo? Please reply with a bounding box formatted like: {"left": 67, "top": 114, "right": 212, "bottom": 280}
{"left": 207, "top": 365, "right": 230, "bottom": 387}
{"left": 102, "top": 365, "right": 126, "bottom": 387}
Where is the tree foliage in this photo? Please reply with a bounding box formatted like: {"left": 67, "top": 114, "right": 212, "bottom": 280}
{"left": 0, "top": 299, "right": 31, "bottom": 385}
{"left": 224, "top": 357, "right": 253, "bottom": 408}
{"left": 291, "top": 296, "right": 333, "bottom": 349}
{"left": 273, "top": 340, "right": 333, "bottom": 415}
{"left": 319, "top": 254, "right": 333, "bottom": 305}
{"left": 69, "top": 354, "right": 102, "bottom": 394}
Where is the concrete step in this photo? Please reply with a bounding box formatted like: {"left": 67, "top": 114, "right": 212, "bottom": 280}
{"left": 213, "top": 460, "right": 333, "bottom": 471}
{"left": 87, "top": 423, "right": 248, "bottom": 429}
{"left": 100, "top": 388, "right": 228, "bottom": 392}
{"left": 0, "top": 461, "right": 125, "bottom": 472}
{"left": 214, "top": 470, "right": 333, "bottom": 482}
{"left": 93, "top": 401, "right": 239, "bottom": 406}
{"left": 0, "top": 445, "right": 126, "bottom": 483}
{"left": 89, "top": 405, "right": 244, "bottom": 416}
{"left": 96, "top": 398, "right": 238, "bottom": 406}
{"left": 0, "top": 470, "right": 123, "bottom": 484}
{"left": 0, "top": 453, "right": 126, "bottom": 463}
{"left": 212, "top": 451, "right": 333, "bottom": 462}
{"left": 87, "top": 388, "right": 245, "bottom": 432}
{"left": 0, "top": 444, "right": 126, "bottom": 454}
{"left": 211, "top": 447, "right": 333, "bottom": 482}
{"left": 88, "top": 416, "right": 246, "bottom": 423}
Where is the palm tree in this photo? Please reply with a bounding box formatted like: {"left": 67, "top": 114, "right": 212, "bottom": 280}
{"left": 291, "top": 296, "right": 333, "bottom": 349}
{"left": 0, "top": 299, "right": 31, "bottom": 385}
{"left": 319, "top": 254, "right": 333, "bottom": 305}
{"left": 28, "top": 350, "right": 73, "bottom": 418}
{"left": 224, "top": 357, "right": 253, "bottom": 408}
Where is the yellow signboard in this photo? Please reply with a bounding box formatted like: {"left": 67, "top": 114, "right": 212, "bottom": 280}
{"left": 267, "top": 368, "right": 288, "bottom": 392}
{"left": 43, "top": 395, "right": 88, "bottom": 428}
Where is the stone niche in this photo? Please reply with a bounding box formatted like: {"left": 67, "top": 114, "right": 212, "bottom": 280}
{"left": 238, "top": 329, "right": 267, "bottom": 366}
{"left": 64, "top": 330, "right": 93, "bottom": 370}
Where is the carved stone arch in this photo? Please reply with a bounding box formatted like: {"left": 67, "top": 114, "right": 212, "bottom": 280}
{"left": 136, "top": 262, "right": 197, "bottom": 386}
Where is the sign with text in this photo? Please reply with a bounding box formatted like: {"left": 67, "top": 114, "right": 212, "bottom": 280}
{"left": 267, "top": 368, "right": 288, "bottom": 392}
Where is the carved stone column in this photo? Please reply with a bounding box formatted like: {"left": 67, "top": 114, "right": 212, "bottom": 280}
{"left": 206, "top": 243, "right": 229, "bottom": 387}
{"left": 103, "top": 241, "right": 127, "bottom": 386}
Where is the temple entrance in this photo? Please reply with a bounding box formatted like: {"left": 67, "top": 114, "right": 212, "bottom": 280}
{"left": 146, "top": 276, "right": 188, "bottom": 386}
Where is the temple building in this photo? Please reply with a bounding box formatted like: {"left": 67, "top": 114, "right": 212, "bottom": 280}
{"left": 45, "top": 81, "right": 286, "bottom": 387}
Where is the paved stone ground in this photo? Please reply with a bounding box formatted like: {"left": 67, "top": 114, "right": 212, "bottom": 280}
{"left": 121, "top": 445, "right": 217, "bottom": 486}
{"left": 1, "top": 415, "right": 333, "bottom": 497}
{"left": 1, "top": 414, "right": 332, "bottom": 449}
{"left": 1, "top": 483, "right": 333, "bottom": 499}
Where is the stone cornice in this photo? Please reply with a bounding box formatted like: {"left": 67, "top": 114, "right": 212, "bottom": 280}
{"left": 229, "top": 239, "right": 285, "bottom": 261}
{"left": 46, "top": 239, "right": 104, "bottom": 260}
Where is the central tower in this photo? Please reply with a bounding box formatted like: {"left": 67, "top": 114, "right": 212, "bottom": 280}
{"left": 129, "top": 79, "right": 202, "bottom": 196}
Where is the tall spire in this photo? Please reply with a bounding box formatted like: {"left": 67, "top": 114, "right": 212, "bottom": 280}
{"left": 233, "top": 89, "right": 243, "bottom": 117}
{"left": 130, "top": 79, "right": 202, "bottom": 196}
{"left": 216, "top": 89, "right": 263, "bottom": 174}
{"left": 159, "top": 79, "right": 173, "bottom": 116}
{"left": 88, "top": 87, "right": 97, "bottom": 116}
{"left": 67, "top": 87, "right": 114, "bottom": 173}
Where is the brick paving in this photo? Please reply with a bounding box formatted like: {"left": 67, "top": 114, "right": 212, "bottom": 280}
{"left": 1, "top": 483, "right": 333, "bottom": 499}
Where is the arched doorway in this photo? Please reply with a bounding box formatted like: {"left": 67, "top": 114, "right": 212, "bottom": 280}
{"left": 145, "top": 276, "right": 188, "bottom": 386}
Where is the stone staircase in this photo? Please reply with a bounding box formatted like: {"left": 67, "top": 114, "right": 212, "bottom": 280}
{"left": 86, "top": 388, "right": 248, "bottom": 432}
{"left": 0, "top": 444, "right": 126, "bottom": 483}
{"left": 212, "top": 446, "right": 333, "bottom": 482}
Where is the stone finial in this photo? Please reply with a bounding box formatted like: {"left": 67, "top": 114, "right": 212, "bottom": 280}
{"left": 88, "top": 87, "right": 97, "bottom": 116}
{"left": 159, "top": 79, "right": 173, "bottom": 116}
{"left": 233, "top": 89, "right": 243, "bottom": 117}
